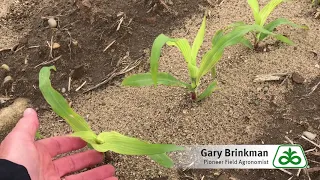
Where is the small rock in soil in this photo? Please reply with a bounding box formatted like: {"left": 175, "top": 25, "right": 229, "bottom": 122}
{"left": 61, "top": 88, "right": 66, "bottom": 93}
{"left": 48, "top": 18, "right": 57, "bottom": 28}
{"left": 303, "top": 131, "right": 317, "bottom": 140}
{"left": 292, "top": 72, "right": 305, "bottom": 84}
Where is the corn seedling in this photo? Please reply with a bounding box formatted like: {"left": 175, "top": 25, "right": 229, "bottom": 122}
{"left": 122, "top": 16, "right": 281, "bottom": 101}
{"left": 313, "top": 0, "right": 320, "bottom": 6}
{"left": 39, "top": 66, "right": 184, "bottom": 168}
{"left": 232, "top": 0, "right": 307, "bottom": 49}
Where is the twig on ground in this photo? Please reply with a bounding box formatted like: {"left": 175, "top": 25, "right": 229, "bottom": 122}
{"left": 68, "top": 77, "right": 72, "bottom": 92}
{"left": 76, "top": 81, "right": 87, "bottom": 92}
{"left": 285, "top": 136, "right": 294, "bottom": 144}
{"left": 301, "top": 135, "right": 320, "bottom": 149}
{"left": 116, "top": 17, "right": 124, "bottom": 31}
{"left": 103, "top": 40, "right": 116, "bottom": 52}
{"left": 296, "top": 169, "right": 302, "bottom": 177}
{"left": 253, "top": 73, "right": 288, "bottom": 83}
{"left": 67, "top": 31, "right": 72, "bottom": 59}
{"left": 14, "top": 45, "right": 25, "bottom": 53}
{"left": 278, "top": 169, "right": 293, "bottom": 176}
{"left": 49, "top": 36, "right": 54, "bottom": 58}
{"left": 28, "top": 45, "right": 40, "bottom": 49}
{"left": 305, "top": 147, "right": 317, "bottom": 153}
{"left": 307, "top": 166, "right": 320, "bottom": 173}
{"left": 308, "top": 159, "right": 320, "bottom": 165}
{"left": 305, "top": 80, "right": 320, "bottom": 96}
{"left": 34, "top": 55, "right": 62, "bottom": 68}
{"left": 287, "top": 176, "right": 293, "bottom": 180}
{"left": 303, "top": 169, "right": 311, "bottom": 180}
{"left": 84, "top": 57, "right": 142, "bottom": 93}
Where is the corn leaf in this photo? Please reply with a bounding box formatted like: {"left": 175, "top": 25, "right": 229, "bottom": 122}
{"left": 211, "top": 30, "right": 224, "bottom": 45}
{"left": 73, "top": 131, "right": 185, "bottom": 155}
{"left": 259, "top": 18, "right": 308, "bottom": 41}
{"left": 239, "top": 37, "right": 254, "bottom": 49}
{"left": 72, "top": 131, "right": 180, "bottom": 168}
{"left": 150, "top": 34, "right": 172, "bottom": 86}
{"left": 211, "top": 66, "right": 216, "bottom": 79}
{"left": 149, "top": 154, "right": 174, "bottom": 168}
{"left": 198, "top": 24, "right": 275, "bottom": 80}
{"left": 72, "top": 131, "right": 98, "bottom": 144}
{"left": 274, "top": 34, "right": 294, "bottom": 45}
{"left": 197, "top": 81, "right": 218, "bottom": 101}
{"left": 259, "top": 0, "right": 284, "bottom": 26}
{"left": 166, "top": 39, "right": 191, "bottom": 63}
{"left": 122, "top": 72, "right": 190, "bottom": 88}
{"left": 191, "top": 16, "right": 206, "bottom": 66}
{"left": 247, "top": 0, "right": 261, "bottom": 24}
{"left": 39, "top": 66, "right": 92, "bottom": 132}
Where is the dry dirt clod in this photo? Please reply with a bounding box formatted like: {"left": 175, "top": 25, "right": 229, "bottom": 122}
{"left": 2, "top": 76, "right": 13, "bottom": 86}
{"left": 291, "top": 72, "right": 305, "bottom": 84}
{"left": 303, "top": 131, "right": 317, "bottom": 140}
{"left": 48, "top": 18, "right": 57, "bottom": 28}
{"left": 1, "top": 64, "right": 10, "bottom": 71}
{"left": 52, "top": 43, "right": 60, "bottom": 49}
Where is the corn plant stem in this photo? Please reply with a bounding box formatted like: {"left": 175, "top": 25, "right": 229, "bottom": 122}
{"left": 190, "top": 91, "right": 196, "bottom": 101}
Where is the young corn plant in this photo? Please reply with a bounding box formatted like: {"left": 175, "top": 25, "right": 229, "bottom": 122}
{"left": 233, "top": 0, "right": 307, "bottom": 49}
{"left": 39, "top": 66, "right": 184, "bottom": 168}
{"left": 313, "top": 0, "right": 319, "bottom": 6}
{"left": 122, "top": 16, "right": 282, "bottom": 101}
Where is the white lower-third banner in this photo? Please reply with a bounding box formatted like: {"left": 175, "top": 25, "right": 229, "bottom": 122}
{"left": 172, "top": 145, "right": 308, "bottom": 169}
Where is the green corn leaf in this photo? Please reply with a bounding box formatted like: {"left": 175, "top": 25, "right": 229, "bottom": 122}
{"left": 211, "top": 66, "right": 216, "bottom": 79}
{"left": 197, "top": 81, "right": 218, "bottom": 101}
{"left": 72, "top": 131, "right": 98, "bottom": 144}
{"left": 247, "top": 0, "right": 261, "bottom": 24}
{"left": 39, "top": 66, "right": 92, "bottom": 132}
{"left": 198, "top": 24, "right": 275, "bottom": 80}
{"left": 149, "top": 154, "right": 174, "bottom": 168}
{"left": 72, "top": 131, "right": 180, "bottom": 168}
{"left": 274, "top": 34, "right": 294, "bottom": 45}
{"left": 122, "top": 72, "right": 190, "bottom": 88}
{"left": 166, "top": 38, "right": 191, "bottom": 63}
{"left": 259, "top": 18, "right": 308, "bottom": 41}
{"left": 73, "top": 131, "right": 185, "bottom": 155}
{"left": 259, "top": 0, "right": 284, "bottom": 26}
{"left": 239, "top": 37, "right": 254, "bottom": 49}
{"left": 212, "top": 30, "right": 224, "bottom": 45}
{"left": 150, "top": 34, "right": 172, "bottom": 86}
{"left": 191, "top": 16, "right": 206, "bottom": 66}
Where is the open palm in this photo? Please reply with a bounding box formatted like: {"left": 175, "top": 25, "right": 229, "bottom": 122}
{"left": 0, "top": 108, "right": 117, "bottom": 180}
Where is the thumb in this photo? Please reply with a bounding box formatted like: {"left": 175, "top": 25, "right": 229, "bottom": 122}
{"left": 11, "top": 108, "right": 39, "bottom": 140}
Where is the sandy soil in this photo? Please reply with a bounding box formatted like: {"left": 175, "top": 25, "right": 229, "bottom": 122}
{"left": 35, "top": 0, "right": 320, "bottom": 179}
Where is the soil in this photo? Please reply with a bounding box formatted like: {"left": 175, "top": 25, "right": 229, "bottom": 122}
{"left": 0, "top": 0, "right": 204, "bottom": 108}
{"left": 1, "top": 0, "right": 320, "bottom": 180}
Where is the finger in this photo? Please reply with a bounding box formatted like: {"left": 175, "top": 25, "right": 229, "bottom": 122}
{"left": 104, "top": 177, "right": 118, "bottom": 180}
{"left": 38, "top": 136, "right": 86, "bottom": 157}
{"left": 54, "top": 150, "right": 103, "bottom": 177}
{"left": 11, "top": 108, "right": 39, "bottom": 141}
{"left": 64, "top": 165, "right": 115, "bottom": 180}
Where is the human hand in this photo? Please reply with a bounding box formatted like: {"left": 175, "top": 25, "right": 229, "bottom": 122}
{"left": 0, "top": 108, "right": 117, "bottom": 180}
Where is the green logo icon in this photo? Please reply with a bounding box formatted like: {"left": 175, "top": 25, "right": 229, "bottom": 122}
{"left": 273, "top": 145, "right": 308, "bottom": 168}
